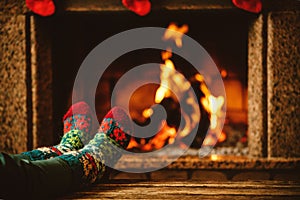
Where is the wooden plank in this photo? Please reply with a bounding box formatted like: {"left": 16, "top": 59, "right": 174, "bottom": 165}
{"left": 57, "top": 180, "right": 300, "bottom": 199}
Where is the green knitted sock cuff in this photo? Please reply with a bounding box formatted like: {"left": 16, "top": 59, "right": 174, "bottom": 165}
{"left": 21, "top": 130, "right": 89, "bottom": 161}
{"left": 57, "top": 129, "right": 91, "bottom": 151}
{"left": 83, "top": 133, "right": 123, "bottom": 170}
{"left": 21, "top": 148, "right": 60, "bottom": 161}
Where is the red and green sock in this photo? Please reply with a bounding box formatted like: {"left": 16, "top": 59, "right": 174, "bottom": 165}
{"left": 22, "top": 101, "right": 94, "bottom": 161}
{"left": 59, "top": 107, "right": 133, "bottom": 186}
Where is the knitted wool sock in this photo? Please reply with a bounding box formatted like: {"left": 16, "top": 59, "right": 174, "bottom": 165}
{"left": 59, "top": 107, "right": 133, "bottom": 186}
{"left": 22, "top": 101, "right": 94, "bottom": 161}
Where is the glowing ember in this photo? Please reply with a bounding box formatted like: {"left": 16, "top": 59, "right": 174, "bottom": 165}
{"left": 210, "top": 154, "right": 218, "bottom": 161}
{"left": 220, "top": 69, "right": 228, "bottom": 78}
{"left": 202, "top": 133, "right": 215, "bottom": 146}
{"left": 218, "top": 131, "right": 227, "bottom": 143}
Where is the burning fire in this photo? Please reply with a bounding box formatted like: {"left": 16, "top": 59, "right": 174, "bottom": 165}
{"left": 127, "top": 120, "right": 177, "bottom": 151}
{"left": 201, "top": 93, "right": 224, "bottom": 130}
{"left": 154, "top": 59, "right": 175, "bottom": 104}
{"left": 163, "top": 23, "right": 188, "bottom": 47}
{"left": 155, "top": 23, "right": 190, "bottom": 104}
{"left": 127, "top": 23, "right": 226, "bottom": 151}
{"left": 155, "top": 23, "right": 200, "bottom": 141}
{"left": 197, "top": 73, "right": 225, "bottom": 146}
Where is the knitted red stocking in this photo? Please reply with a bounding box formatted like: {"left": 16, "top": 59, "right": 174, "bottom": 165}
{"left": 22, "top": 101, "right": 94, "bottom": 160}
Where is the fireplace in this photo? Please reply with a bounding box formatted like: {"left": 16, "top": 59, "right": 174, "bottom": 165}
{"left": 49, "top": 10, "right": 250, "bottom": 155}
{"left": 0, "top": 0, "right": 299, "bottom": 179}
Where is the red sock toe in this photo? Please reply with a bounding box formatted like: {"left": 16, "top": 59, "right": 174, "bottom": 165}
{"left": 104, "top": 107, "right": 133, "bottom": 134}
{"left": 63, "top": 101, "right": 94, "bottom": 135}
{"left": 99, "top": 107, "right": 134, "bottom": 149}
{"left": 63, "top": 101, "right": 92, "bottom": 121}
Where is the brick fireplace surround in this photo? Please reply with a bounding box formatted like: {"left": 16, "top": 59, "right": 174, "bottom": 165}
{"left": 0, "top": 0, "right": 300, "bottom": 198}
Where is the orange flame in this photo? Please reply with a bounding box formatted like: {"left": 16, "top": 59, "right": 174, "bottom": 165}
{"left": 128, "top": 22, "right": 226, "bottom": 151}
{"left": 218, "top": 131, "right": 227, "bottom": 143}
{"left": 202, "top": 95, "right": 224, "bottom": 130}
{"left": 127, "top": 120, "right": 177, "bottom": 151}
{"left": 142, "top": 108, "right": 153, "bottom": 118}
{"left": 196, "top": 73, "right": 225, "bottom": 146}
{"left": 154, "top": 57, "right": 200, "bottom": 139}
{"left": 161, "top": 48, "right": 172, "bottom": 60}
{"left": 163, "top": 23, "right": 188, "bottom": 47}
{"left": 154, "top": 59, "right": 175, "bottom": 104}
{"left": 128, "top": 22, "right": 200, "bottom": 151}
{"left": 155, "top": 23, "right": 200, "bottom": 140}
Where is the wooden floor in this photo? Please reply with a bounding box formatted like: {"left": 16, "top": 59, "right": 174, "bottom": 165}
{"left": 57, "top": 180, "right": 300, "bottom": 199}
